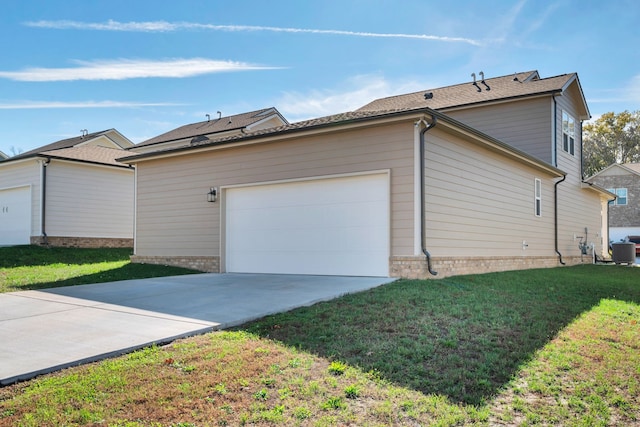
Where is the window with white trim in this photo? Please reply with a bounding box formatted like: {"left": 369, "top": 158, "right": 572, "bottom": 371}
{"left": 562, "top": 111, "right": 575, "bottom": 155}
{"left": 535, "top": 178, "right": 542, "bottom": 216}
{"left": 607, "top": 188, "right": 628, "bottom": 205}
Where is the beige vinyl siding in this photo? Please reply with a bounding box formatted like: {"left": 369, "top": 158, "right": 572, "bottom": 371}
{"left": 445, "top": 97, "right": 552, "bottom": 163}
{"left": 552, "top": 85, "right": 605, "bottom": 255}
{"left": 424, "top": 128, "right": 557, "bottom": 257}
{"left": 135, "top": 121, "right": 415, "bottom": 257}
{"left": 554, "top": 88, "right": 583, "bottom": 180}
{"left": 0, "top": 159, "right": 41, "bottom": 236}
{"left": 46, "top": 161, "right": 134, "bottom": 238}
{"left": 556, "top": 184, "right": 604, "bottom": 256}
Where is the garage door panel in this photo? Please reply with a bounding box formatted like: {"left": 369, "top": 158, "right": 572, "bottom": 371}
{"left": 0, "top": 186, "right": 32, "bottom": 246}
{"left": 226, "top": 174, "right": 389, "bottom": 276}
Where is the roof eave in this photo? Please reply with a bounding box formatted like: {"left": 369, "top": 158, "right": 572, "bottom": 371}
{"left": 581, "top": 181, "right": 616, "bottom": 199}
{"left": 36, "top": 153, "right": 133, "bottom": 170}
{"left": 119, "top": 110, "right": 430, "bottom": 164}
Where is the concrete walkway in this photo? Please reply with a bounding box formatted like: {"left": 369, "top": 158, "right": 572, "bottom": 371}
{"left": 0, "top": 273, "right": 394, "bottom": 385}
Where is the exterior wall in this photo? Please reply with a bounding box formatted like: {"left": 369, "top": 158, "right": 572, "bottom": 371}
{"left": 0, "top": 159, "right": 41, "bottom": 237}
{"left": 133, "top": 119, "right": 580, "bottom": 277}
{"left": 445, "top": 97, "right": 553, "bottom": 163}
{"left": 423, "top": 128, "right": 559, "bottom": 258}
{"left": 133, "top": 87, "right": 606, "bottom": 277}
{"left": 45, "top": 161, "right": 134, "bottom": 238}
{"left": 553, "top": 87, "right": 608, "bottom": 257}
{"left": 134, "top": 121, "right": 416, "bottom": 261}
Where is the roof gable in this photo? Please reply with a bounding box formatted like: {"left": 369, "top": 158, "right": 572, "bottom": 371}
{"left": 356, "top": 71, "right": 588, "bottom": 118}
{"left": 587, "top": 162, "right": 640, "bottom": 180}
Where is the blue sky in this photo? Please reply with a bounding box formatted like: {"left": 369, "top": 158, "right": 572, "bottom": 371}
{"left": 1, "top": 0, "right": 638, "bottom": 155}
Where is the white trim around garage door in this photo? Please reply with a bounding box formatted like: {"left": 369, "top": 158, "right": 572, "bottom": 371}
{"left": 222, "top": 170, "right": 391, "bottom": 277}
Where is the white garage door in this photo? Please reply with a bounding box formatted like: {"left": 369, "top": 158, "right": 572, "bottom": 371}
{"left": 0, "top": 186, "right": 32, "bottom": 246}
{"left": 226, "top": 174, "right": 389, "bottom": 276}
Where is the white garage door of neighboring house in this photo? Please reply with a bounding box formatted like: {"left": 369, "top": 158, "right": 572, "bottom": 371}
{"left": 226, "top": 173, "right": 390, "bottom": 277}
{"left": 0, "top": 186, "right": 32, "bottom": 246}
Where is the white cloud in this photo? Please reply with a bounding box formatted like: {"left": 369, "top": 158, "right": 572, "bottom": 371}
{"left": 25, "top": 20, "right": 484, "bottom": 46}
{"left": 0, "top": 58, "right": 280, "bottom": 82}
{"left": 0, "top": 100, "right": 183, "bottom": 109}
{"left": 628, "top": 74, "right": 640, "bottom": 102}
{"left": 587, "top": 74, "right": 640, "bottom": 105}
{"left": 276, "top": 75, "right": 429, "bottom": 121}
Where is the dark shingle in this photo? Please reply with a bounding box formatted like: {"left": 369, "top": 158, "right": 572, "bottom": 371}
{"left": 356, "top": 71, "right": 575, "bottom": 113}
{"left": 8, "top": 130, "right": 114, "bottom": 160}
{"left": 134, "top": 108, "right": 287, "bottom": 148}
{"left": 39, "top": 146, "right": 135, "bottom": 167}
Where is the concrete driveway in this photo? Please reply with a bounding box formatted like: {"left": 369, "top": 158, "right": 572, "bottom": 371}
{"left": 0, "top": 273, "right": 394, "bottom": 385}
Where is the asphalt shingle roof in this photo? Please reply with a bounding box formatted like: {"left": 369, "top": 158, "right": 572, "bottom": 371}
{"left": 356, "top": 71, "right": 576, "bottom": 113}
{"left": 8, "top": 130, "right": 115, "bottom": 160}
{"left": 0, "top": 129, "right": 133, "bottom": 167}
{"left": 119, "top": 70, "right": 585, "bottom": 167}
{"left": 39, "top": 146, "right": 135, "bottom": 167}
{"left": 134, "top": 108, "right": 286, "bottom": 148}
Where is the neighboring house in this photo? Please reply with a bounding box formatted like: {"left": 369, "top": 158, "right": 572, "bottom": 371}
{"left": 0, "top": 129, "right": 135, "bottom": 247}
{"left": 120, "top": 70, "right": 612, "bottom": 278}
{"left": 0, "top": 151, "right": 7, "bottom": 160}
{"left": 586, "top": 163, "right": 640, "bottom": 243}
{"left": 131, "top": 108, "right": 288, "bottom": 154}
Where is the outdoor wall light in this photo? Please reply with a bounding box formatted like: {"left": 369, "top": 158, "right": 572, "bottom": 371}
{"left": 207, "top": 187, "right": 218, "bottom": 203}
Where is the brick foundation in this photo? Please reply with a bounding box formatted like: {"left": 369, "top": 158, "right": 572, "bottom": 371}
{"left": 390, "top": 255, "right": 592, "bottom": 279}
{"left": 129, "top": 254, "right": 593, "bottom": 277}
{"left": 31, "top": 236, "right": 133, "bottom": 249}
{"left": 130, "top": 255, "right": 220, "bottom": 272}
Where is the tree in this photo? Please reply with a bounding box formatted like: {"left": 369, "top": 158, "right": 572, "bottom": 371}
{"left": 583, "top": 110, "right": 640, "bottom": 177}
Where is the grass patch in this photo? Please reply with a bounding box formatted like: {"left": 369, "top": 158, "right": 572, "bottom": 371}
{"left": 0, "top": 245, "right": 198, "bottom": 293}
{"left": 242, "top": 265, "right": 640, "bottom": 406}
{"left": 0, "top": 264, "right": 639, "bottom": 425}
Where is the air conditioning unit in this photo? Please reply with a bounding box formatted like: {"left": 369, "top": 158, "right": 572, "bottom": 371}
{"left": 611, "top": 242, "right": 635, "bottom": 264}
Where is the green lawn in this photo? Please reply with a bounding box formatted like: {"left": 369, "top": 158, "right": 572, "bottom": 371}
{"left": 0, "top": 250, "right": 638, "bottom": 426}
{"left": 0, "top": 245, "right": 198, "bottom": 293}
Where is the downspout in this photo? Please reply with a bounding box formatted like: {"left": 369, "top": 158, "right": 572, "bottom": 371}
{"left": 418, "top": 115, "right": 438, "bottom": 276}
{"left": 579, "top": 120, "right": 584, "bottom": 179}
{"left": 554, "top": 174, "right": 566, "bottom": 265}
{"left": 40, "top": 157, "right": 51, "bottom": 245}
{"left": 552, "top": 95, "right": 558, "bottom": 167}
